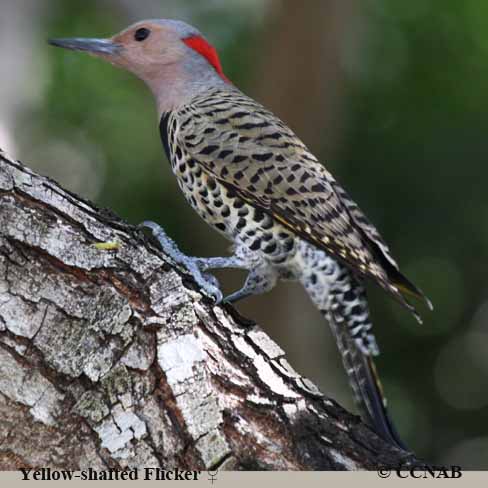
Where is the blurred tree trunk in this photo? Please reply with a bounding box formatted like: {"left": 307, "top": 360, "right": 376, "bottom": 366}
{"left": 0, "top": 150, "right": 423, "bottom": 470}
{"left": 254, "top": 0, "right": 355, "bottom": 153}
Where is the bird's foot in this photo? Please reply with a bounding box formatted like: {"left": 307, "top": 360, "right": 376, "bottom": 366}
{"left": 139, "top": 221, "right": 224, "bottom": 303}
{"left": 139, "top": 221, "right": 277, "bottom": 305}
{"left": 223, "top": 266, "right": 278, "bottom": 304}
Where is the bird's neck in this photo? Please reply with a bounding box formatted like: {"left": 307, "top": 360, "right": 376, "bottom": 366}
{"left": 149, "top": 57, "right": 230, "bottom": 117}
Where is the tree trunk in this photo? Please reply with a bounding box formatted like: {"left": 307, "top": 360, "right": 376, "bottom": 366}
{"left": 0, "top": 149, "right": 422, "bottom": 470}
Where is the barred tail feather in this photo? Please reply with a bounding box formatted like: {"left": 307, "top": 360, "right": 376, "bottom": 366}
{"left": 326, "top": 272, "right": 408, "bottom": 449}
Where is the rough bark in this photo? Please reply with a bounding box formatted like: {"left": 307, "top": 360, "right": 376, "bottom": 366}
{"left": 0, "top": 149, "right": 422, "bottom": 470}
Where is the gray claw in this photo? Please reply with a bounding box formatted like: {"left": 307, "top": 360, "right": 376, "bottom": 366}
{"left": 209, "top": 287, "right": 224, "bottom": 304}
{"left": 223, "top": 289, "right": 250, "bottom": 304}
{"left": 185, "top": 263, "right": 223, "bottom": 303}
{"left": 191, "top": 269, "right": 222, "bottom": 303}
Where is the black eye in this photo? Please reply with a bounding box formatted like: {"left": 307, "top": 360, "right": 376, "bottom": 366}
{"left": 134, "top": 27, "right": 150, "bottom": 42}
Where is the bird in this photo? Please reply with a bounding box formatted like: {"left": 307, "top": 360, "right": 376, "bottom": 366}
{"left": 49, "top": 19, "right": 432, "bottom": 449}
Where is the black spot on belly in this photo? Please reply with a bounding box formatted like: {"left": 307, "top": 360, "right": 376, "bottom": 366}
{"left": 208, "top": 178, "right": 217, "bottom": 191}
{"left": 284, "top": 239, "right": 294, "bottom": 252}
{"left": 344, "top": 289, "right": 355, "bottom": 302}
{"left": 233, "top": 199, "right": 245, "bottom": 209}
{"left": 236, "top": 218, "right": 247, "bottom": 230}
{"left": 215, "top": 223, "right": 226, "bottom": 232}
{"left": 261, "top": 217, "right": 273, "bottom": 230}
{"left": 352, "top": 305, "right": 363, "bottom": 316}
{"left": 237, "top": 207, "right": 249, "bottom": 217}
{"left": 263, "top": 242, "right": 277, "bottom": 254}
{"left": 274, "top": 255, "right": 287, "bottom": 264}
{"left": 253, "top": 208, "right": 265, "bottom": 222}
{"left": 249, "top": 239, "right": 262, "bottom": 251}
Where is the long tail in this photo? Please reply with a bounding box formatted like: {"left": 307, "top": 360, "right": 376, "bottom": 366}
{"left": 297, "top": 241, "right": 407, "bottom": 448}
{"left": 326, "top": 271, "right": 408, "bottom": 450}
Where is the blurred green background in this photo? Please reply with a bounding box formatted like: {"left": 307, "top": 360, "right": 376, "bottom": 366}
{"left": 2, "top": 0, "right": 488, "bottom": 468}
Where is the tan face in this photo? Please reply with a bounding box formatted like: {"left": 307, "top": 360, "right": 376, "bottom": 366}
{"left": 49, "top": 21, "right": 190, "bottom": 84}
{"left": 107, "top": 22, "right": 189, "bottom": 82}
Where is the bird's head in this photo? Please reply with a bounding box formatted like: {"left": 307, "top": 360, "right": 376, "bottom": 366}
{"left": 49, "top": 19, "right": 230, "bottom": 113}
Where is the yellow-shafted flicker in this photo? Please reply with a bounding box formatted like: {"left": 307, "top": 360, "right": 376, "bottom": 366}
{"left": 49, "top": 19, "right": 432, "bottom": 449}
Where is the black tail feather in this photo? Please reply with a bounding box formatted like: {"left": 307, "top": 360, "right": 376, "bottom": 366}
{"left": 329, "top": 314, "right": 408, "bottom": 449}
{"left": 363, "top": 356, "right": 408, "bottom": 449}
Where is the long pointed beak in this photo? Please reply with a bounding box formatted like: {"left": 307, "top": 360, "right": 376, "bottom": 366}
{"left": 48, "top": 37, "right": 121, "bottom": 56}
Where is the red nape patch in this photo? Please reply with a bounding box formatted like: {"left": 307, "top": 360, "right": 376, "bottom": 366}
{"left": 183, "top": 35, "right": 231, "bottom": 83}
